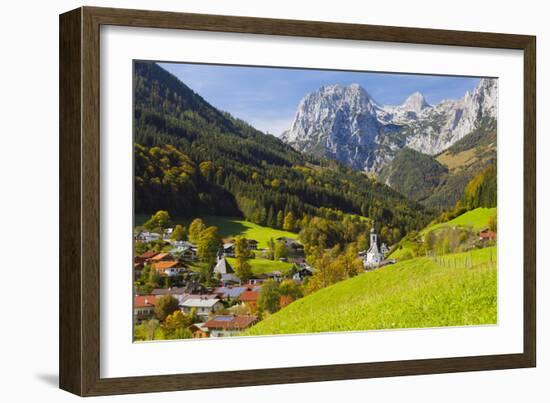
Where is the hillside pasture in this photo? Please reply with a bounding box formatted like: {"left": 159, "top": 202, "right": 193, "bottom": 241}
{"left": 226, "top": 257, "right": 294, "bottom": 275}
{"left": 422, "top": 207, "right": 496, "bottom": 235}
{"left": 245, "top": 247, "right": 497, "bottom": 336}
{"left": 135, "top": 214, "right": 298, "bottom": 249}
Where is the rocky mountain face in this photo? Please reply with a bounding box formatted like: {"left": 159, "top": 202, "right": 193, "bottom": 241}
{"left": 281, "top": 78, "right": 497, "bottom": 176}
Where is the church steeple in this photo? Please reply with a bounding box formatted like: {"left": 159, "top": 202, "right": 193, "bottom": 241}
{"left": 370, "top": 227, "right": 377, "bottom": 248}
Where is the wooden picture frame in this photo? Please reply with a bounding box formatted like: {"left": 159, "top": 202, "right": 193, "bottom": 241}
{"left": 59, "top": 6, "right": 536, "bottom": 396}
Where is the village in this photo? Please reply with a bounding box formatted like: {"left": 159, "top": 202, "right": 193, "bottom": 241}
{"left": 133, "top": 219, "right": 397, "bottom": 340}
{"left": 133, "top": 210, "right": 497, "bottom": 340}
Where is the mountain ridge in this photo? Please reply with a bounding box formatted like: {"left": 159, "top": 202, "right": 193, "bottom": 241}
{"left": 281, "top": 78, "right": 497, "bottom": 175}
{"left": 133, "top": 62, "right": 432, "bottom": 236}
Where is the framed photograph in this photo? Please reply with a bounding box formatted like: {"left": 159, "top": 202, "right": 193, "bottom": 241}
{"left": 59, "top": 6, "right": 536, "bottom": 396}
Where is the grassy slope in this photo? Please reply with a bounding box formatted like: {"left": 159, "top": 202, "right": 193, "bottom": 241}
{"left": 226, "top": 257, "right": 294, "bottom": 275}
{"left": 135, "top": 214, "right": 297, "bottom": 249}
{"left": 246, "top": 247, "right": 496, "bottom": 336}
{"left": 388, "top": 207, "right": 496, "bottom": 259}
{"left": 200, "top": 216, "right": 297, "bottom": 249}
{"left": 421, "top": 207, "right": 496, "bottom": 234}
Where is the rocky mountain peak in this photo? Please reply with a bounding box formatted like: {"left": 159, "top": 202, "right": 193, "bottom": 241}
{"left": 282, "top": 78, "right": 497, "bottom": 175}
{"left": 401, "top": 91, "right": 430, "bottom": 113}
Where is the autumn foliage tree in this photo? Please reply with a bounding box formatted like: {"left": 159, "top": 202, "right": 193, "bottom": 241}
{"left": 258, "top": 279, "right": 281, "bottom": 314}
{"left": 188, "top": 218, "right": 206, "bottom": 244}
{"left": 197, "top": 226, "right": 222, "bottom": 267}
{"left": 144, "top": 210, "right": 171, "bottom": 231}
{"left": 154, "top": 294, "right": 179, "bottom": 322}
{"left": 170, "top": 224, "right": 187, "bottom": 241}
{"left": 234, "top": 236, "right": 254, "bottom": 281}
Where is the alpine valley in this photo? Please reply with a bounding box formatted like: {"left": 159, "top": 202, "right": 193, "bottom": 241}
{"left": 281, "top": 79, "right": 497, "bottom": 208}
{"left": 132, "top": 62, "right": 498, "bottom": 341}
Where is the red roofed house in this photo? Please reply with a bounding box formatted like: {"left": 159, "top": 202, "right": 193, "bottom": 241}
{"left": 203, "top": 315, "right": 258, "bottom": 337}
{"left": 239, "top": 290, "right": 260, "bottom": 309}
{"left": 152, "top": 260, "right": 185, "bottom": 277}
{"left": 134, "top": 295, "right": 157, "bottom": 324}
{"left": 136, "top": 250, "right": 158, "bottom": 263}
{"left": 479, "top": 229, "right": 497, "bottom": 243}
{"left": 151, "top": 252, "right": 174, "bottom": 262}
{"left": 188, "top": 323, "right": 209, "bottom": 339}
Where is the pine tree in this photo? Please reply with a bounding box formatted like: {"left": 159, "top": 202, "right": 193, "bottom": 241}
{"left": 276, "top": 211, "right": 284, "bottom": 229}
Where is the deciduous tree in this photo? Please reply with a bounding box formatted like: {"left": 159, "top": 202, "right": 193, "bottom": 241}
{"left": 188, "top": 218, "right": 206, "bottom": 244}
{"left": 170, "top": 224, "right": 187, "bottom": 241}
{"left": 154, "top": 294, "right": 179, "bottom": 322}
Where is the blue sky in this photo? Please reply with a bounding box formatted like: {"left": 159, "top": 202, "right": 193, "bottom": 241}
{"left": 160, "top": 62, "right": 482, "bottom": 136}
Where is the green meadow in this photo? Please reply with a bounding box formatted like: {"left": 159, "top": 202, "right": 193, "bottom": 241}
{"left": 388, "top": 207, "right": 496, "bottom": 260}
{"left": 422, "top": 207, "right": 496, "bottom": 234}
{"left": 226, "top": 257, "right": 294, "bottom": 275}
{"left": 136, "top": 214, "right": 297, "bottom": 250}
{"left": 245, "top": 247, "right": 497, "bottom": 336}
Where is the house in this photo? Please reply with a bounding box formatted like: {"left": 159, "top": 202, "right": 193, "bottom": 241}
{"left": 188, "top": 323, "right": 209, "bottom": 338}
{"left": 213, "top": 286, "right": 248, "bottom": 300}
{"left": 152, "top": 260, "right": 186, "bottom": 277}
{"left": 479, "top": 229, "right": 497, "bottom": 243}
{"left": 362, "top": 228, "right": 386, "bottom": 269}
{"left": 169, "top": 244, "right": 197, "bottom": 261}
{"left": 276, "top": 237, "right": 302, "bottom": 250}
{"left": 213, "top": 257, "right": 241, "bottom": 284}
{"left": 134, "top": 295, "right": 157, "bottom": 324}
{"left": 292, "top": 265, "right": 315, "bottom": 281}
{"left": 239, "top": 290, "right": 260, "bottom": 309}
{"left": 247, "top": 239, "right": 259, "bottom": 250}
{"left": 136, "top": 250, "right": 158, "bottom": 263}
{"left": 150, "top": 252, "right": 174, "bottom": 262}
{"left": 136, "top": 231, "right": 162, "bottom": 243}
{"left": 203, "top": 315, "right": 258, "bottom": 337}
{"left": 180, "top": 297, "right": 224, "bottom": 320}
{"left": 222, "top": 243, "right": 235, "bottom": 257}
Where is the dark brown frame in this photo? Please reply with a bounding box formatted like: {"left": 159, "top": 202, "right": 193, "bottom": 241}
{"left": 59, "top": 6, "right": 536, "bottom": 396}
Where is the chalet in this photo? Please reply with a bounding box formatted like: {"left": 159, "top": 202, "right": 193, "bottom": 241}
{"left": 169, "top": 244, "right": 197, "bottom": 261}
{"left": 137, "top": 250, "right": 158, "bottom": 263}
{"left": 292, "top": 266, "right": 315, "bottom": 281}
{"left": 213, "top": 257, "right": 241, "bottom": 284}
{"left": 152, "top": 260, "right": 186, "bottom": 277}
{"left": 133, "top": 295, "right": 157, "bottom": 324}
{"left": 479, "top": 229, "right": 497, "bottom": 243}
{"left": 362, "top": 228, "right": 387, "bottom": 269}
{"left": 223, "top": 243, "right": 235, "bottom": 257}
{"left": 276, "top": 237, "right": 302, "bottom": 250}
{"left": 151, "top": 252, "right": 174, "bottom": 262}
{"left": 180, "top": 297, "right": 224, "bottom": 320}
{"left": 188, "top": 323, "right": 209, "bottom": 338}
{"left": 239, "top": 290, "right": 260, "bottom": 309}
{"left": 203, "top": 315, "right": 258, "bottom": 337}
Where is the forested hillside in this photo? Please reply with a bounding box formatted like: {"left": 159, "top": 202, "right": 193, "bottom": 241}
{"left": 377, "top": 118, "right": 497, "bottom": 210}
{"left": 133, "top": 62, "right": 432, "bottom": 239}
